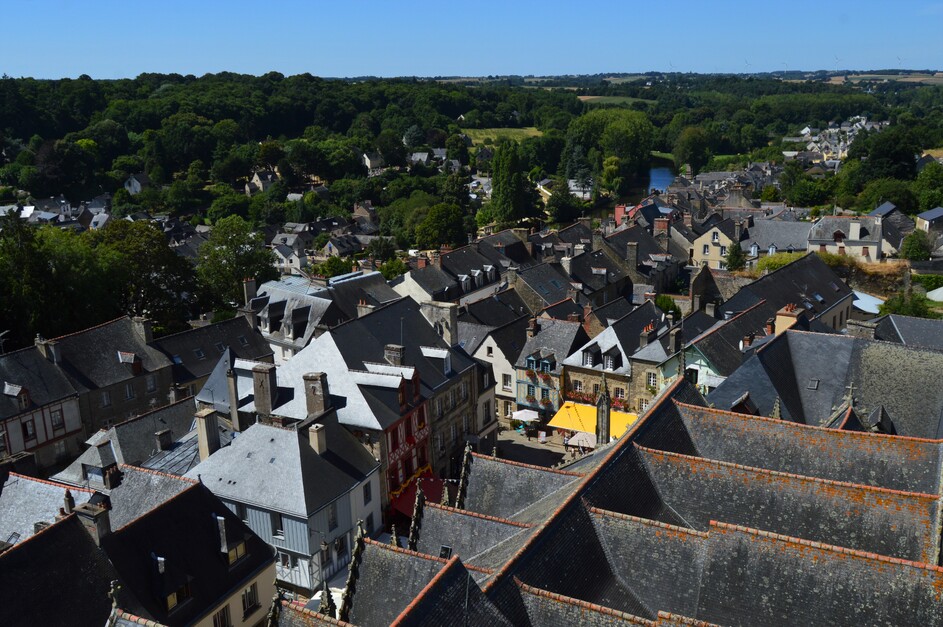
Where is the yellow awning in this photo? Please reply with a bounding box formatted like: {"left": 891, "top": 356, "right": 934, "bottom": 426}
{"left": 547, "top": 401, "right": 638, "bottom": 442}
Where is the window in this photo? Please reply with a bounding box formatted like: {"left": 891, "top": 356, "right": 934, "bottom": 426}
{"left": 712, "top": 231, "right": 719, "bottom": 242}
{"left": 862, "top": 246, "right": 870, "bottom": 257}
{"left": 502, "top": 374, "right": 512, "bottom": 391}
{"left": 527, "top": 384, "right": 535, "bottom": 397}
{"left": 702, "top": 244, "right": 710, "bottom": 256}
{"left": 436, "top": 434, "right": 444, "bottom": 453}
{"left": 50, "top": 409, "right": 64, "bottom": 430}
{"left": 720, "top": 246, "right": 727, "bottom": 257}
{"left": 335, "top": 536, "right": 347, "bottom": 557}
{"left": 227, "top": 541, "right": 247, "bottom": 565}
{"left": 238, "top": 335, "right": 249, "bottom": 347}
{"left": 450, "top": 424, "right": 458, "bottom": 445}
{"left": 807, "top": 379, "right": 820, "bottom": 391}
{"left": 389, "top": 428, "right": 399, "bottom": 451}
{"left": 769, "top": 245, "right": 777, "bottom": 255}
{"left": 101, "top": 391, "right": 111, "bottom": 408}
{"left": 647, "top": 372, "right": 657, "bottom": 388}
{"left": 541, "top": 388, "right": 549, "bottom": 400}
{"left": 614, "top": 387, "right": 625, "bottom": 399}
{"left": 603, "top": 355, "right": 614, "bottom": 370}
{"left": 582, "top": 351, "right": 593, "bottom": 366}
{"left": 638, "top": 398, "right": 650, "bottom": 412}
{"left": 167, "top": 582, "right": 192, "bottom": 611}
{"left": 751, "top": 244, "right": 759, "bottom": 257}
{"left": 271, "top": 512, "right": 284, "bottom": 537}
{"left": 146, "top": 375, "right": 156, "bottom": 393}
{"left": 241, "top": 582, "right": 260, "bottom": 617}
{"left": 363, "top": 481, "right": 372, "bottom": 505}
{"left": 124, "top": 383, "right": 135, "bottom": 400}
{"left": 327, "top": 502, "right": 338, "bottom": 531}
{"left": 540, "top": 361, "right": 550, "bottom": 373}
{"left": 486, "top": 346, "right": 493, "bottom": 357}
{"left": 573, "top": 380, "right": 583, "bottom": 392}
{"left": 504, "top": 401, "right": 512, "bottom": 417}
{"left": 194, "top": 348, "right": 206, "bottom": 360}
{"left": 21, "top": 420, "right": 35, "bottom": 441}
{"left": 215, "top": 342, "right": 226, "bottom": 353}
{"left": 593, "top": 383, "right": 600, "bottom": 396}
{"left": 235, "top": 503, "right": 248, "bottom": 522}
{"left": 213, "top": 605, "right": 232, "bottom": 627}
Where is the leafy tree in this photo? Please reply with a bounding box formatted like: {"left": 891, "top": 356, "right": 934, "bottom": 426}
{"left": 673, "top": 126, "right": 711, "bottom": 175}
{"left": 315, "top": 255, "right": 354, "bottom": 278}
{"left": 760, "top": 185, "right": 782, "bottom": 202}
{"left": 756, "top": 252, "right": 804, "bottom": 274}
{"left": 879, "top": 289, "right": 940, "bottom": 319}
{"left": 365, "top": 236, "right": 396, "bottom": 262}
{"left": 725, "top": 242, "right": 747, "bottom": 271}
{"left": 208, "top": 191, "right": 250, "bottom": 223}
{"left": 0, "top": 209, "right": 53, "bottom": 348}
{"left": 414, "top": 203, "right": 466, "bottom": 249}
{"left": 197, "top": 215, "right": 277, "bottom": 307}
{"left": 445, "top": 134, "right": 469, "bottom": 165}
{"left": 856, "top": 178, "right": 918, "bottom": 215}
{"left": 379, "top": 257, "right": 409, "bottom": 280}
{"left": 545, "top": 179, "right": 582, "bottom": 223}
{"left": 489, "top": 143, "right": 539, "bottom": 225}
{"left": 899, "top": 230, "right": 933, "bottom": 261}
{"left": 654, "top": 294, "right": 682, "bottom": 319}
{"left": 912, "top": 161, "right": 943, "bottom": 214}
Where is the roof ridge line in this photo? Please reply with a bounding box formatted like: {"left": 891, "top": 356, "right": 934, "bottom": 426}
{"left": 0, "top": 512, "right": 77, "bottom": 555}
{"left": 470, "top": 452, "right": 583, "bottom": 476}
{"left": 655, "top": 610, "right": 719, "bottom": 626}
{"left": 363, "top": 537, "right": 450, "bottom": 563}
{"left": 109, "top": 396, "right": 196, "bottom": 429}
{"left": 513, "top": 577, "right": 656, "bottom": 625}
{"left": 425, "top": 501, "right": 532, "bottom": 527}
{"left": 709, "top": 520, "right": 943, "bottom": 574}
{"left": 8, "top": 472, "right": 95, "bottom": 493}
{"left": 390, "top": 555, "right": 462, "bottom": 627}
{"left": 675, "top": 400, "right": 943, "bottom": 444}
{"left": 48, "top": 315, "right": 129, "bottom": 342}
{"left": 481, "top": 377, "right": 691, "bottom": 594}
{"left": 148, "top": 315, "right": 243, "bottom": 341}
{"left": 587, "top": 506, "right": 708, "bottom": 538}
{"left": 110, "top": 479, "right": 201, "bottom": 533}
{"left": 279, "top": 600, "right": 353, "bottom": 625}
{"left": 634, "top": 442, "right": 941, "bottom": 501}
{"left": 118, "top": 463, "right": 198, "bottom": 484}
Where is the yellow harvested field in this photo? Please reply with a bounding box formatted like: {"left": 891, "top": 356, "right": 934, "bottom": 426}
{"left": 463, "top": 127, "right": 542, "bottom": 145}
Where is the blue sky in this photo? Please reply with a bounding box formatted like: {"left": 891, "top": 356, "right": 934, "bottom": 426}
{"left": 4, "top": 1, "right": 942, "bottom": 79}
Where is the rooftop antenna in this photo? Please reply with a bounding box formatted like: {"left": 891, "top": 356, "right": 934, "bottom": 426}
{"left": 0, "top": 330, "right": 8, "bottom": 355}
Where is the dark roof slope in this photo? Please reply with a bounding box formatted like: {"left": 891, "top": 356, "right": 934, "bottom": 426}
{"left": 51, "top": 317, "right": 172, "bottom": 392}
{"left": 151, "top": 317, "right": 271, "bottom": 384}
{"left": 0, "top": 346, "right": 77, "bottom": 420}
{"left": 687, "top": 301, "right": 772, "bottom": 376}
{"left": 415, "top": 503, "right": 531, "bottom": 565}
{"left": 875, "top": 314, "right": 943, "bottom": 351}
{"left": 637, "top": 444, "right": 940, "bottom": 563}
{"left": 516, "top": 263, "right": 572, "bottom": 307}
{"left": 695, "top": 522, "right": 943, "bottom": 627}
{"left": 463, "top": 454, "right": 582, "bottom": 519}
{"left": 672, "top": 402, "right": 943, "bottom": 495}
{"left": 514, "top": 579, "right": 654, "bottom": 626}
{"left": 458, "top": 288, "right": 529, "bottom": 326}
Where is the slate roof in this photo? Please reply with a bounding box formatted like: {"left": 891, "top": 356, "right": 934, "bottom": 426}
{"left": 463, "top": 454, "right": 582, "bottom": 520}
{"left": 708, "top": 329, "right": 943, "bottom": 437}
{"left": 151, "top": 317, "right": 271, "bottom": 385}
{"left": 457, "top": 288, "right": 529, "bottom": 326}
{"left": 408, "top": 265, "right": 459, "bottom": 300}
{"left": 539, "top": 297, "right": 582, "bottom": 321}
{"left": 52, "top": 398, "right": 197, "bottom": 486}
{"left": 184, "top": 417, "right": 378, "bottom": 517}
{"left": 516, "top": 263, "right": 572, "bottom": 308}
{"left": 917, "top": 206, "right": 943, "bottom": 222}
{"left": 481, "top": 316, "right": 529, "bottom": 366}
{"left": 719, "top": 252, "right": 852, "bottom": 322}
{"left": 875, "top": 314, "right": 943, "bottom": 350}
{"left": 684, "top": 301, "right": 773, "bottom": 377}
{"left": 0, "top": 346, "right": 77, "bottom": 420}
{"left": 565, "top": 249, "right": 628, "bottom": 295}
{"left": 47, "top": 317, "right": 172, "bottom": 392}
{"left": 808, "top": 216, "right": 881, "bottom": 243}
{"left": 415, "top": 502, "right": 531, "bottom": 566}
{"left": 869, "top": 200, "right": 897, "bottom": 217}
{"left": 141, "top": 422, "right": 235, "bottom": 476}
{"left": 740, "top": 219, "right": 810, "bottom": 252}
{"left": 104, "top": 466, "right": 195, "bottom": 530}
{"left": 563, "top": 301, "right": 666, "bottom": 375}
{"left": 514, "top": 318, "right": 589, "bottom": 373}
{"left": 0, "top": 473, "right": 92, "bottom": 546}
{"left": 591, "top": 298, "right": 634, "bottom": 327}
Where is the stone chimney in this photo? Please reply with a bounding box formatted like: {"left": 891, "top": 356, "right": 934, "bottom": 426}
{"left": 560, "top": 256, "right": 573, "bottom": 276}
{"left": 527, "top": 318, "right": 540, "bottom": 338}
{"left": 239, "top": 306, "right": 258, "bottom": 330}
{"left": 683, "top": 212, "right": 693, "bottom": 227}
{"left": 155, "top": 429, "right": 172, "bottom": 451}
{"left": 625, "top": 242, "right": 639, "bottom": 269}
{"left": 252, "top": 363, "right": 278, "bottom": 417}
{"left": 573, "top": 243, "right": 586, "bottom": 256}
{"left": 506, "top": 266, "right": 518, "bottom": 287}
{"left": 35, "top": 336, "right": 61, "bottom": 364}
{"left": 74, "top": 502, "right": 110, "bottom": 546}
{"left": 303, "top": 372, "right": 331, "bottom": 416}
{"left": 419, "top": 301, "right": 458, "bottom": 346}
{"left": 705, "top": 302, "right": 717, "bottom": 318}
{"left": 357, "top": 299, "right": 375, "bottom": 318}
{"left": 195, "top": 408, "right": 220, "bottom": 461}
{"left": 63, "top": 489, "right": 75, "bottom": 515}
{"left": 243, "top": 278, "right": 257, "bottom": 306}
{"left": 846, "top": 319, "right": 878, "bottom": 340}
{"left": 309, "top": 423, "right": 327, "bottom": 455}
{"left": 668, "top": 328, "right": 681, "bottom": 354}
{"left": 384, "top": 344, "right": 405, "bottom": 366}
{"left": 734, "top": 220, "right": 743, "bottom": 243}
{"left": 131, "top": 317, "right": 153, "bottom": 344}
{"left": 430, "top": 251, "right": 441, "bottom": 269}
{"left": 639, "top": 323, "right": 657, "bottom": 349}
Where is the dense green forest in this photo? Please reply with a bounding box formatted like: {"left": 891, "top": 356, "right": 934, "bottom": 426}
{"left": 3, "top": 72, "right": 943, "bottom": 349}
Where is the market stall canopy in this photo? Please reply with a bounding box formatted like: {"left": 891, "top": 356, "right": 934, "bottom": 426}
{"left": 568, "top": 431, "right": 596, "bottom": 449}
{"left": 512, "top": 409, "right": 541, "bottom": 423}
{"left": 548, "top": 401, "right": 638, "bottom": 441}
{"left": 928, "top": 286, "right": 943, "bottom": 303}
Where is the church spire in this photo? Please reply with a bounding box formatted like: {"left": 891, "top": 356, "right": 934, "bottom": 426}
{"left": 407, "top": 482, "right": 425, "bottom": 551}
{"left": 596, "top": 372, "right": 611, "bottom": 446}
{"left": 338, "top": 521, "right": 367, "bottom": 623}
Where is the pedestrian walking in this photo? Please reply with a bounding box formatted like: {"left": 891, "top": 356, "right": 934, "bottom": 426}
{"left": 563, "top": 435, "right": 569, "bottom": 452}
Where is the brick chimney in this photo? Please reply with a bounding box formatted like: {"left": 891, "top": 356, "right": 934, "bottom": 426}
{"left": 416, "top": 255, "right": 428, "bottom": 269}
{"left": 357, "top": 299, "right": 375, "bottom": 318}
{"left": 131, "top": 317, "right": 153, "bottom": 344}
{"left": 639, "top": 323, "right": 657, "bottom": 349}
{"left": 309, "top": 423, "right": 327, "bottom": 455}
{"left": 683, "top": 212, "right": 693, "bottom": 227}
{"left": 195, "top": 408, "right": 220, "bottom": 461}
{"left": 303, "top": 372, "right": 331, "bottom": 416}
{"left": 765, "top": 318, "right": 775, "bottom": 336}
{"left": 527, "top": 318, "right": 540, "bottom": 338}
{"left": 252, "top": 363, "right": 278, "bottom": 417}
{"left": 741, "top": 333, "right": 755, "bottom": 349}
{"left": 74, "top": 502, "right": 110, "bottom": 546}
{"left": 653, "top": 217, "right": 670, "bottom": 238}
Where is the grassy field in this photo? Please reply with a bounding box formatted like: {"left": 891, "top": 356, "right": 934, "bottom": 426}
{"left": 578, "top": 95, "right": 652, "bottom": 105}
{"left": 830, "top": 72, "right": 943, "bottom": 86}
{"left": 463, "top": 127, "right": 542, "bottom": 145}
{"left": 650, "top": 151, "right": 674, "bottom": 161}
{"left": 925, "top": 148, "right": 943, "bottom": 158}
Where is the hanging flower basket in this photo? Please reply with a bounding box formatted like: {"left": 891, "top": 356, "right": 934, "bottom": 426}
{"left": 538, "top": 372, "right": 552, "bottom": 383}
{"left": 526, "top": 369, "right": 537, "bottom": 379}
{"left": 525, "top": 394, "right": 537, "bottom": 403}
{"left": 540, "top": 397, "right": 553, "bottom": 406}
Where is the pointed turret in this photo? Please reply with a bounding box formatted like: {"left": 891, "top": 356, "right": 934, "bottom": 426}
{"left": 771, "top": 396, "right": 782, "bottom": 419}
{"left": 317, "top": 578, "right": 336, "bottom": 618}
{"left": 337, "top": 521, "right": 367, "bottom": 623}
{"left": 390, "top": 524, "right": 402, "bottom": 548}
{"left": 596, "top": 372, "right": 611, "bottom": 446}
{"left": 407, "top": 483, "right": 425, "bottom": 551}
{"left": 455, "top": 443, "right": 473, "bottom": 510}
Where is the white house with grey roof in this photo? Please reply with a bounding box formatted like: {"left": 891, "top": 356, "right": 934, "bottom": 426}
{"left": 184, "top": 415, "right": 380, "bottom": 594}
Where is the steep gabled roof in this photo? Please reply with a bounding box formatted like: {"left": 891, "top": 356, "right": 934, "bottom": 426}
{"left": 0, "top": 473, "right": 92, "bottom": 546}
{"left": 463, "top": 453, "right": 582, "bottom": 520}
{"left": 0, "top": 346, "right": 77, "bottom": 420}
{"left": 152, "top": 317, "right": 271, "bottom": 384}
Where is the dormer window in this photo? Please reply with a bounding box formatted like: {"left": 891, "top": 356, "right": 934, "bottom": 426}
{"left": 227, "top": 540, "right": 247, "bottom": 565}
{"left": 751, "top": 244, "right": 759, "bottom": 257}
{"left": 526, "top": 357, "right": 536, "bottom": 369}
{"left": 582, "top": 351, "right": 593, "bottom": 366}
{"left": 712, "top": 231, "right": 719, "bottom": 242}
{"left": 768, "top": 245, "right": 777, "bottom": 255}
{"left": 604, "top": 355, "right": 614, "bottom": 370}
{"left": 833, "top": 231, "right": 845, "bottom": 243}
